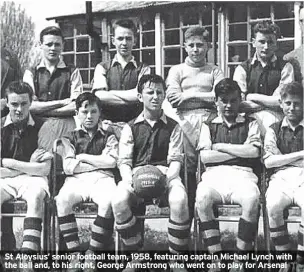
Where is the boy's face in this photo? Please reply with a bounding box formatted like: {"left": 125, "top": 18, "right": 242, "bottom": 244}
{"left": 184, "top": 36, "right": 208, "bottom": 64}
{"left": 253, "top": 32, "right": 277, "bottom": 61}
{"left": 112, "top": 26, "right": 135, "bottom": 58}
{"left": 76, "top": 101, "right": 101, "bottom": 130}
{"left": 280, "top": 94, "right": 303, "bottom": 125}
{"left": 138, "top": 82, "right": 165, "bottom": 112}
{"left": 7, "top": 92, "right": 31, "bottom": 124}
{"left": 41, "top": 34, "right": 63, "bottom": 63}
{"left": 215, "top": 90, "right": 241, "bottom": 120}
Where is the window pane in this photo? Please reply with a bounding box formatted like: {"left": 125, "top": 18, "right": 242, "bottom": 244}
{"left": 76, "top": 38, "right": 89, "bottom": 52}
{"left": 165, "top": 30, "right": 180, "bottom": 45}
{"left": 250, "top": 3, "right": 271, "bottom": 20}
{"left": 201, "top": 5, "right": 212, "bottom": 25}
{"left": 62, "top": 54, "right": 74, "bottom": 65}
{"left": 164, "top": 67, "right": 171, "bottom": 79}
{"left": 142, "top": 49, "right": 155, "bottom": 65}
{"left": 132, "top": 50, "right": 140, "bottom": 62}
{"left": 133, "top": 33, "right": 140, "bottom": 49}
{"left": 228, "top": 4, "right": 247, "bottom": 23}
{"left": 228, "top": 45, "right": 248, "bottom": 62}
{"left": 142, "top": 16, "right": 155, "bottom": 31}
{"left": 75, "top": 23, "right": 87, "bottom": 36}
{"left": 142, "top": 32, "right": 155, "bottom": 47}
{"left": 277, "top": 40, "right": 294, "bottom": 56}
{"left": 183, "top": 6, "right": 200, "bottom": 26}
{"left": 76, "top": 54, "right": 89, "bottom": 68}
{"left": 64, "top": 39, "right": 74, "bottom": 52}
{"left": 276, "top": 20, "right": 294, "bottom": 38}
{"left": 229, "top": 24, "right": 247, "bottom": 41}
{"left": 110, "top": 50, "right": 116, "bottom": 59}
{"left": 61, "top": 23, "right": 74, "bottom": 37}
{"left": 228, "top": 65, "right": 238, "bottom": 79}
{"left": 182, "top": 48, "right": 187, "bottom": 62}
{"left": 150, "top": 67, "right": 156, "bottom": 75}
{"left": 163, "top": 10, "right": 180, "bottom": 28}
{"left": 274, "top": 3, "right": 294, "bottom": 19}
{"left": 90, "top": 52, "right": 100, "bottom": 68}
{"left": 164, "top": 48, "right": 180, "bottom": 65}
{"left": 90, "top": 69, "right": 95, "bottom": 83}
{"left": 80, "top": 70, "right": 89, "bottom": 84}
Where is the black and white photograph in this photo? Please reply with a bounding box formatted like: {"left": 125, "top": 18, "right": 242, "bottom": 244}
{"left": 1, "top": 1, "right": 304, "bottom": 271}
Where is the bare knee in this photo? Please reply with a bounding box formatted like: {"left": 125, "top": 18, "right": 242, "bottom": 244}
{"left": 56, "top": 191, "right": 79, "bottom": 215}
{"left": 240, "top": 190, "right": 260, "bottom": 219}
{"left": 196, "top": 184, "right": 215, "bottom": 211}
{"left": 266, "top": 197, "right": 286, "bottom": 221}
{"left": 168, "top": 186, "right": 188, "bottom": 214}
{"left": 111, "top": 185, "right": 131, "bottom": 216}
{"left": 23, "top": 187, "right": 46, "bottom": 215}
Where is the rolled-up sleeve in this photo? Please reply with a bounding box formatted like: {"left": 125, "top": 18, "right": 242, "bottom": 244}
{"left": 263, "top": 127, "right": 281, "bottom": 160}
{"left": 118, "top": 124, "right": 134, "bottom": 168}
{"left": 92, "top": 64, "right": 108, "bottom": 91}
{"left": 23, "top": 69, "right": 35, "bottom": 96}
{"left": 167, "top": 125, "right": 184, "bottom": 164}
{"left": 70, "top": 68, "right": 83, "bottom": 100}
{"left": 197, "top": 123, "right": 212, "bottom": 151}
{"left": 101, "top": 134, "right": 118, "bottom": 162}
{"left": 244, "top": 120, "right": 262, "bottom": 148}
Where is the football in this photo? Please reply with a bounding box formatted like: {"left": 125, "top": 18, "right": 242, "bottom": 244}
{"left": 132, "top": 165, "right": 167, "bottom": 200}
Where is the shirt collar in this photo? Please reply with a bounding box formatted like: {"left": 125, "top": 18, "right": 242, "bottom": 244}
{"left": 212, "top": 114, "right": 246, "bottom": 125}
{"left": 3, "top": 113, "right": 35, "bottom": 127}
{"left": 111, "top": 54, "right": 138, "bottom": 68}
{"left": 134, "top": 111, "right": 168, "bottom": 125}
{"left": 73, "top": 116, "right": 105, "bottom": 136}
{"left": 251, "top": 53, "right": 277, "bottom": 68}
{"left": 37, "top": 58, "right": 67, "bottom": 69}
{"left": 281, "top": 117, "right": 304, "bottom": 130}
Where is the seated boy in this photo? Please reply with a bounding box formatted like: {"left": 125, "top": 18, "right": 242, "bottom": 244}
{"left": 56, "top": 92, "right": 118, "bottom": 271}
{"left": 112, "top": 74, "right": 189, "bottom": 271}
{"left": 265, "top": 82, "right": 304, "bottom": 271}
{"left": 1, "top": 81, "right": 52, "bottom": 255}
{"left": 196, "top": 78, "right": 261, "bottom": 272}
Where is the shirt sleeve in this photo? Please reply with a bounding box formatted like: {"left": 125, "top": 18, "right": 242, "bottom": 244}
{"left": 117, "top": 124, "right": 134, "bottom": 168}
{"left": 197, "top": 123, "right": 212, "bottom": 151}
{"left": 30, "top": 148, "right": 53, "bottom": 162}
{"left": 92, "top": 63, "right": 108, "bottom": 91}
{"left": 244, "top": 120, "right": 262, "bottom": 148}
{"left": 273, "top": 62, "right": 295, "bottom": 97}
{"left": 263, "top": 127, "right": 281, "bottom": 160}
{"left": 211, "top": 67, "right": 225, "bottom": 93}
{"left": 166, "top": 65, "right": 182, "bottom": 98}
{"left": 167, "top": 124, "right": 184, "bottom": 164}
{"left": 100, "top": 134, "right": 118, "bottom": 162}
{"left": 70, "top": 68, "right": 83, "bottom": 100}
{"left": 61, "top": 135, "right": 80, "bottom": 175}
{"left": 23, "top": 69, "right": 36, "bottom": 96}
{"left": 233, "top": 65, "right": 247, "bottom": 97}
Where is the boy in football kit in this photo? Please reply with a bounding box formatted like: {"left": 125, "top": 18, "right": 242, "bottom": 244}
{"left": 55, "top": 92, "right": 118, "bottom": 271}
{"left": 264, "top": 82, "right": 304, "bottom": 272}
{"left": 233, "top": 21, "right": 295, "bottom": 136}
{"left": 196, "top": 78, "right": 261, "bottom": 272}
{"left": 0, "top": 82, "right": 52, "bottom": 255}
{"left": 112, "top": 74, "right": 190, "bottom": 271}
{"left": 166, "top": 26, "right": 224, "bottom": 219}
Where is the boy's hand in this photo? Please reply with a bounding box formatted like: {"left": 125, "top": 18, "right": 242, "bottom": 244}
{"left": 30, "top": 149, "right": 53, "bottom": 162}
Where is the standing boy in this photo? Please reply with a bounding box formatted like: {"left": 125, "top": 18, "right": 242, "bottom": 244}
{"left": 233, "top": 21, "right": 295, "bottom": 136}
{"left": 23, "top": 26, "right": 83, "bottom": 151}
{"left": 56, "top": 92, "right": 118, "bottom": 271}
{"left": 1, "top": 81, "right": 52, "bottom": 256}
{"left": 196, "top": 78, "right": 261, "bottom": 271}
{"left": 166, "top": 26, "right": 224, "bottom": 218}
{"left": 265, "top": 82, "right": 304, "bottom": 271}
{"left": 112, "top": 74, "right": 189, "bottom": 271}
{"left": 92, "top": 19, "right": 150, "bottom": 123}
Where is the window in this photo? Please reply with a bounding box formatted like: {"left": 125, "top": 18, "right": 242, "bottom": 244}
{"left": 162, "top": 4, "right": 218, "bottom": 79}
{"left": 60, "top": 19, "right": 102, "bottom": 87}
{"left": 226, "top": 2, "right": 295, "bottom": 77}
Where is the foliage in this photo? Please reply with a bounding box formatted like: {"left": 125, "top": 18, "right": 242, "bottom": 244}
{"left": 1, "top": 1, "right": 36, "bottom": 72}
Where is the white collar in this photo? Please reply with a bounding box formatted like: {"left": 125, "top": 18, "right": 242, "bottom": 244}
{"left": 134, "top": 111, "right": 168, "bottom": 125}
{"left": 3, "top": 113, "right": 35, "bottom": 127}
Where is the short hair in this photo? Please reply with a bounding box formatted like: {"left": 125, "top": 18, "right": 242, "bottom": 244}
{"left": 253, "top": 21, "right": 281, "bottom": 39}
{"left": 137, "top": 74, "right": 166, "bottom": 94}
{"left": 112, "top": 19, "right": 137, "bottom": 35}
{"left": 280, "top": 82, "right": 303, "bottom": 101}
{"left": 214, "top": 78, "right": 242, "bottom": 99}
{"left": 184, "top": 26, "right": 210, "bottom": 42}
{"left": 5, "top": 81, "right": 34, "bottom": 102}
{"left": 75, "top": 92, "right": 102, "bottom": 112}
{"left": 40, "top": 26, "right": 64, "bottom": 43}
